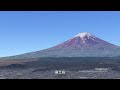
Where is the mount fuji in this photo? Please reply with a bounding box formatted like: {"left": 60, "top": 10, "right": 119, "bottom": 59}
{"left": 1, "top": 32, "right": 120, "bottom": 59}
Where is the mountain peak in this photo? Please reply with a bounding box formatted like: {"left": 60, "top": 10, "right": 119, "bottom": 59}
{"left": 2, "top": 32, "right": 119, "bottom": 59}
{"left": 75, "top": 32, "right": 92, "bottom": 38}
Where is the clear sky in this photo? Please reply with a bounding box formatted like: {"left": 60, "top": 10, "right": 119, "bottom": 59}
{"left": 0, "top": 11, "right": 120, "bottom": 57}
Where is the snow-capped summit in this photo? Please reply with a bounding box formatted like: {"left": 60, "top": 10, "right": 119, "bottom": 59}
{"left": 52, "top": 31, "right": 117, "bottom": 50}
{"left": 75, "top": 32, "right": 95, "bottom": 38}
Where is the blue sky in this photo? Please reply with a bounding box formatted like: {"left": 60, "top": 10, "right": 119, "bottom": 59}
{"left": 0, "top": 11, "right": 120, "bottom": 57}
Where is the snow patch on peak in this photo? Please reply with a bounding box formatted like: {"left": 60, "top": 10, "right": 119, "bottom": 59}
{"left": 75, "top": 32, "right": 96, "bottom": 39}
{"left": 75, "top": 32, "right": 91, "bottom": 38}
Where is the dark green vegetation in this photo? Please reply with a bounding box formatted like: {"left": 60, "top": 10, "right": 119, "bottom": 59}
{"left": 1, "top": 57, "right": 120, "bottom": 72}
{"left": 0, "top": 57, "right": 120, "bottom": 79}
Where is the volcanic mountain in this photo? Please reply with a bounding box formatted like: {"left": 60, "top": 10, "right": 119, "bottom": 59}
{"left": 2, "top": 32, "right": 120, "bottom": 59}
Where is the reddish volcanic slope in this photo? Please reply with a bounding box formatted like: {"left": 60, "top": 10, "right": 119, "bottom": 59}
{"left": 52, "top": 32, "right": 116, "bottom": 49}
